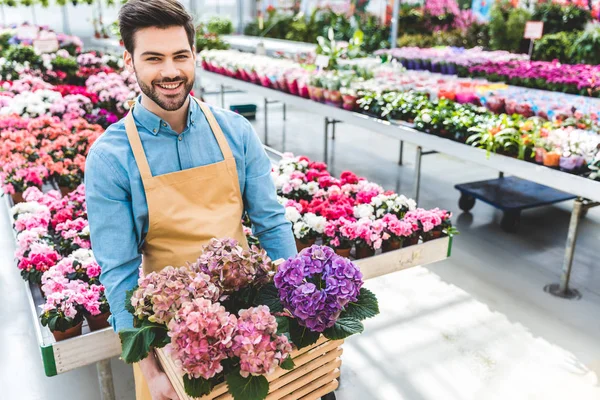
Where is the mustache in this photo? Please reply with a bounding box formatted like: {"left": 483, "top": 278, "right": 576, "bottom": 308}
{"left": 153, "top": 77, "right": 187, "bottom": 84}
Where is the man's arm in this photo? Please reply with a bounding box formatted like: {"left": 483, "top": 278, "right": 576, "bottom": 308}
{"left": 85, "top": 149, "right": 141, "bottom": 332}
{"left": 241, "top": 120, "right": 297, "bottom": 261}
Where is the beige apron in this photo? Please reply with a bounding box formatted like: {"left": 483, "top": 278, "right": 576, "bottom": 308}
{"left": 125, "top": 98, "right": 248, "bottom": 399}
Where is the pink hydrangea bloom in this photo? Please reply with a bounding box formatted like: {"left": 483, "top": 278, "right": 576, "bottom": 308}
{"left": 167, "top": 298, "right": 237, "bottom": 380}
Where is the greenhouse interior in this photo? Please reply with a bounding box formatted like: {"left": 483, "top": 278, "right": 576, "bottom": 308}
{"left": 1, "top": 0, "right": 600, "bottom": 399}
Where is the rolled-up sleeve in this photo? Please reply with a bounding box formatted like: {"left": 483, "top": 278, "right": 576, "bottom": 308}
{"left": 241, "top": 121, "right": 297, "bottom": 262}
{"left": 85, "top": 149, "right": 141, "bottom": 332}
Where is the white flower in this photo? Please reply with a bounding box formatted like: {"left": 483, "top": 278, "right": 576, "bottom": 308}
{"left": 354, "top": 204, "right": 374, "bottom": 219}
{"left": 304, "top": 213, "right": 326, "bottom": 234}
{"left": 71, "top": 249, "right": 94, "bottom": 263}
{"left": 283, "top": 164, "right": 296, "bottom": 175}
{"left": 293, "top": 221, "right": 309, "bottom": 239}
{"left": 421, "top": 113, "right": 432, "bottom": 123}
{"left": 285, "top": 207, "right": 302, "bottom": 223}
{"left": 305, "top": 181, "right": 319, "bottom": 195}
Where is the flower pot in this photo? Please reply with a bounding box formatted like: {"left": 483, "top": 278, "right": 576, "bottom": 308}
{"left": 354, "top": 246, "right": 375, "bottom": 259}
{"left": 201, "top": 60, "right": 210, "bottom": 70}
{"left": 52, "top": 321, "right": 83, "bottom": 342}
{"left": 534, "top": 148, "right": 545, "bottom": 164}
{"left": 59, "top": 186, "right": 73, "bottom": 197}
{"left": 295, "top": 238, "right": 316, "bottom": 252}
{"left": 334, "top": 247, "right": 352, "bottom": 258}
{"left": 559, "top": 156, "right": 585, "bottom": 172}
{"left": 404, "top": 236, "right": 419, "bottom": 247}
{"left": 342, "top": 94, "right": 357, "bottom": 111}
{"left": 542, "top": 152, "right": 560, "bottom": 168}
{"left": 287, "top": 78, "right": 299, "bottom": 96}
{"left": 85, "top": 311, "right": 111, "bottom": 331}
{"left": 323, "top": 89, "right": 331, "bottom": 103}
{"left": 382, "top": 238, "right": 402, "bottom": 253}
{"left": 298, "top": 83, "right": 310, "bottom": 98}
{"left": 11, "top": 192, "right": 25, "bottom": 204}
{"left": 423, "top": 230, "right": 443, "bottom": 242}
{"left": 308, "top": 86, "right": 324, "bottom": 102}
{"left": 329, "top": 90, "right": 342, "bottom": 107}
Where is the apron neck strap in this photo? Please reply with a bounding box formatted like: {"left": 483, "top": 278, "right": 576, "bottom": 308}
{"left": 124, "top": 97, "right": 234, "bottom": 182}
{"left": 125, "top": 108, "right": 153, "bottom": 181}
{"left": 194, "top": 98, "right": 234, "bottom": 160}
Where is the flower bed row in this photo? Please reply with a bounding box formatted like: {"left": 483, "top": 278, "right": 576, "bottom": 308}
{"left": 200, "top": 50, "right": 600, "bottom": 180}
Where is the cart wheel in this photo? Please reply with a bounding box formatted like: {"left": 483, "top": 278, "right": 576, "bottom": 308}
{"left": 458, "top": 194, "right": 476, "bottom": 212}
{"left": 500, "top": 211, "right": 520, "bottom": 233}
{"left": 321, "top": 393, "right": 337, "bottom": 400}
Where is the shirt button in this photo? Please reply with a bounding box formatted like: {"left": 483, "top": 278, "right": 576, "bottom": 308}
{"left": 178, "top": 136, "right": 183, "bottom": 141}
{"left": 162, "top": 123, "right": 167, "bottom": 127}
{"left": 152, "top": 129, "right": 157, "bottom": 133}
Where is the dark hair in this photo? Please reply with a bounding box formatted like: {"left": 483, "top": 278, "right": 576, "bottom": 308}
{"left": 118, "top": 0, "right": 195, "bottom": 55}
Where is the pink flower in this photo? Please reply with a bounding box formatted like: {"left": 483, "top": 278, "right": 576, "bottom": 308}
{"left": 167, "top": 299, "right": 237, "bottom": 380}
{"left": 232, "top": 306, "right": 292, "bottom": 378}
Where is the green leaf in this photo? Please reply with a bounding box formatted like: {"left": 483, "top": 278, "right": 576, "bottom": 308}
{"left": 323, "top": 318, "right": 364, "bottom": 340}
{"left": 226, "top": 370, "right": 269, "bottom": 400}
{"left": 254, "top": 283, "right": 283, "bottom": 313}
{"left": 183, "top": 374, "right": 214, "bottom": 398}
{"left": 288, "top": 318, "right": 320, "bottom": 349}
{"left": 275, "top": 315, "right": 290, "bottom": 336}
{"left": 280, "top": 355, "right": 295, "bottom": 370}
{"left": 118, "top": 321, "right": 167, "bottom": 364}
{"left": 342, "top": 288, "right": 379, "bottom": 321}
{"left": 124, "top": 287, "right": 138, "bottom": 315}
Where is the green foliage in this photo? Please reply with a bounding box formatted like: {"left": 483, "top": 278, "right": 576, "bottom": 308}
{"left": 5, "top": 45, "right": 43, "bottom": 68}
{"left": 489, "top": 2, "right": 530, "bottom": 52}
{"left": 342, "top": 288, "right": 379, "bottom": 321}
{"left": 533, "top": 31, "right": 579, "bottom": 62}
{"left": 206, "top": 16, "right": 234, "bottom": 35}
{"left": 532, "top": 2, "right": 591, "bottom": 35}
{"left": 51, "top": 55, "right": 79, "bottom": 77}
{"left": 568, "top": 27, "right": 600, "bottom": 65}
{"left": 183, "top": 375, "right": 214, "bottom": 398}
{"left": 119, "top": 320, "right": 170, "bottom": 364}
{"left": 226, "top": 370, "right": 269, "bottom": 400}
{"left": 323, "top": 317, "right": 364, "bottom": 340}
{"left": 288, "top": 318, "right": 321, "bottom": 349}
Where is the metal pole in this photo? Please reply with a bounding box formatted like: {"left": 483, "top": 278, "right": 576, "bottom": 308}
{"left": 323, "top": 118, "right": 329, "bottom": 164}
{"left": 236, "top": 0, "right": 244, "bottom": 34}
{"left": 544, "top": 198, "right": 584, "bottom": 299}
{"left": 499, "top": 171, "right": 504, "bottom": 178}
{"left": 398, "top": 140, "right": 404, "bottom": 165}
{"left": 220, "top": 84, "right": 225, "bottom": 108}
{"left": 559, "top": 198, "right": 583, "bottom": 293}
{"left": 31, "top": 4, "right": 37, "bottom": 25}
{"left": 283, "top": 103, "right": 286, "bottom": 121}
{"left": 414, "top": 146, "right": 422, "bottom": 203}
{"left": 264, "top": 98, "right": 269, "bottom": 146}
{"left": 61, "top": 5, "right": 71, "bottom": 35}
{"left": 389, "top": 0, "right": 400, "bottom": 48}
{"left": 332, "top": 120, "right": 336, "bottom": 140}
{"left": 96, "top": 360, "right": 116, "bottom": 400}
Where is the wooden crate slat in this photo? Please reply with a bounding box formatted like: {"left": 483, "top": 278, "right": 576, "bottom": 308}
{"left": 357, "top": 236, "right": 450, "bottom": 280}
{"left": 266, "top": 358, "right": 341, "bottom": 399}
{"left": 268, "top": 350, "right": 342, "bottom": 392}
{"left": 279, "top": 369, "right": 340, "bottom": 400}
{"left": 297, "top": 380, "right": 339, "bottom": 400}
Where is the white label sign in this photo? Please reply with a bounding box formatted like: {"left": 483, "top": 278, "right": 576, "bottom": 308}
{"left": 315, "top": 55, "right": 330, "bottom": 68}
{"left": 17, "top": 25, "right": 39, "bottom": 40}
{"left": 524, "top": 21, "right": 544, "bottom": 40}
{"left": 33, "top": 39, "right": 59, "bottom": 53}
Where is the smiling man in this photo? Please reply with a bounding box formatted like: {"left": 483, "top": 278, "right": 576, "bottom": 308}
{"left": 84, "top": 1, "right": 297, "bottom": 399}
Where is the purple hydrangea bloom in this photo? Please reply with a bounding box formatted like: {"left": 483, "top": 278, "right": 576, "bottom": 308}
{"left": 274, "top": 245, "right": 363, "bottom": 332}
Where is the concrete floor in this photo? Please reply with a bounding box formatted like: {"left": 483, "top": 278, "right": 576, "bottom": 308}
{"left": 2, "top": 82, "right": 600, "bottom": 399}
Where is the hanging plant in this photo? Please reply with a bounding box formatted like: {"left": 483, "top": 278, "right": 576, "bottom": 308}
{"left": 20, "top": 0, "right": 35, "bottom": 6}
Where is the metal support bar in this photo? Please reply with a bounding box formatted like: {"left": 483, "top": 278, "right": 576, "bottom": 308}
{"left": 499, "top": 171, "right": 505, "bottom": 178}
{"left": 283, "top": 103, "right": 286, "bottom": 121}
{"left": 220, "top": 84, "right": 225, "bottom": 108}
{"left": 96, "top": 359, "right": 115, "bottom": 400}
{"left": 415, "top": 146, "right": 422, "bottom": 203}
{"left": 545, "top": 199, "right": 600, "bottom": 299}
{"left": 264, "top": 98, "right": 269, "bottom": 146}
{"left": 398, "top": 141, "right": 404, "bottom": 165}
{"left": 324, "top": 118, "right": 330, "bottom": 163}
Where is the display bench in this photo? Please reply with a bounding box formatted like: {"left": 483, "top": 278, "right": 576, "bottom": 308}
{"left": 203, "top": 70, "right": 600, "bottom": 299}
{"left": 6, "top": 187, "right": 452, "bottom": 400}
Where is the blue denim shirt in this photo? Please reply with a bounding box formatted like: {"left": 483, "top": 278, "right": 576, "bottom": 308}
{"left": 85, "top": 96, "right": 296, "bottom": 332}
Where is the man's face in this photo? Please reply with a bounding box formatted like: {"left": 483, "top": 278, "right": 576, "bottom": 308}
{"left": 124, "top": 26, "right": 195, "bottom": 111}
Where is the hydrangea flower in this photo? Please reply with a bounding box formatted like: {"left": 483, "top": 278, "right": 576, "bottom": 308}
{"left": 274, "top": 246, "right": 363, "bottom": 332}
{"left": 232, "top": 306, "right": 292, "bottom": 378}
{"left": 167, "top": 298, "right": 237, "bottom": 380}
{"left": 130, "top": 266, "right": 221, "bottom": 325}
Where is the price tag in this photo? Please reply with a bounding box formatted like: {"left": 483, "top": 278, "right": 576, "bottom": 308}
{"left": 17, "top": 25, "right": 39, "bottom": 40}
{"left": 524, "top": 21, "right": 544, "bottom": 40}
{"left": 315, "top": 55, "right": 330, "bottom": 68}
{"left": 33, "top": 39, "right": 59, "bottom": 53}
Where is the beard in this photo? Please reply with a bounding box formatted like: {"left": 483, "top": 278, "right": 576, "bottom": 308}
{"left": 135, "top": 69, "right": 194, "bottom": 111}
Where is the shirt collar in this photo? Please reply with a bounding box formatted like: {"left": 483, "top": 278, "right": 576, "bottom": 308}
{"left": 132, "top": 95, "right": 197, "bottom": 136}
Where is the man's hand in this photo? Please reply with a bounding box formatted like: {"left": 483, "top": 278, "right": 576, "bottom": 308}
{"left": 139, "top": 351, "right": 180, "bottom": 400}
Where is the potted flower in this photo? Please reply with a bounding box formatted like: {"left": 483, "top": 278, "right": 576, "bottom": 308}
{"left": 341, "top": 86, "right": 358, "bottom": 111}
{"left": 353, "top": 217, "right": 384, "bottom": 259}
{"left": 54, "top": 218, "right": 91, "bottom": 256}
{"left": 40, "top": 286, "right": 85, "bottom": 341}
{"left": 327, "top": 75, "right": 342, "bottom": 107}
{"left": 370, "top": 193, "right": 417, "bottom": 219}
{"left": 83, "top": 284, "right": 112, "bottom": 331}
{"left": 322, "top": 217, "right": 356, "bottom": 257}
{"left": 292, "top": 213, "right": 325, "bottom": 252}
{"left": 308, "top": 75, "right": 324, "bottom": 103}
{"left": 380, "top": 214, "right": 414, "bottom": 252}
{"left": 17, "top": 241, "right": 61, "bottom": 285}
{"left": 1, "top": 163, "right": 49, "bottom": 204}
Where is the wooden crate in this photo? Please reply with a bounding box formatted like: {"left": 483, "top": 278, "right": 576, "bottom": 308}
{"left": 155, "top": 336, "right": 343, "bottom": 400}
